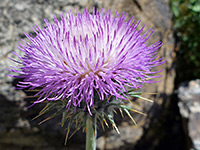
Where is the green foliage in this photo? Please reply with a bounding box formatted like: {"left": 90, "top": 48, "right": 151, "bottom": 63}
{"left": 171, "top": 0, "right": 200, "bottom": 82}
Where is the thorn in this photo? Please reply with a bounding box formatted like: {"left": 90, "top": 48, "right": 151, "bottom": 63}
{"left": 119, "top": 108, "right": 124, "bottom": 118}
{"left": 64, "top": 128, "right": 70, "bottom": 145}
{"left": 66, "top": 114, "right": 73, "bottom": 119}
{"left": 127, "top": 98, "right": 134, "bottom": 106}
{"left": 130, "top": 108, "right": 147, "bottom": 116}
{"left": 82, "top": 127, "right": 85, "bottom": 133}
{"left": 24, "top": 95, "right": 39, "bottom": 99}
{"left": 127, "top": 112, "right": 137, "bottom": 126}
{"left": 76, "top": 119, "right": 78, "bottom": 127}
{"left": 142, "top": 93, "right": 158, "bottom": 95}
{"left": 104, "top": 119, "right": 109, "bottom": 128}
{"left": 85, "top": 125, "right": 87, "bottom": 134}
{"left": 112, "top": 123, "right": 115, "bottom": 130}
{"left": 39, "top": 104, "right": 49, "bottom": 114}
{"left": 112, "top": 123, "right": 120, "bottom": 134}
{"left": 94, "top": 127, "right": 97, "bottom": 139}
{"left": 38, "top": 116, "right": 53, "bottom": 125}
{"left": 108, "top": 95, "right": 112, "bottom": 101}
{"left": 127, "top": 99, "right": 147, "bottom": 116}
{"left": 137, "top": 96, "right": 154, "bottom": 103}
{"left": 113, "top": 109, "right": 118, "bottom": 114}
{"left": 31, "top": 113, "right": 43, "bottom": 121}
{"left": 101, "top": 121, "right": 105, "bottom": 131}
{"left": 25, "top": 89, "right": 41, "bottom": 92}
{"left": 69, "top": 128, "right": 79, "bottom": 139}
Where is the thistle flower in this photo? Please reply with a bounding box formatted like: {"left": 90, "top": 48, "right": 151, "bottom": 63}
{"left": 9, "top": 8, "right": 165, "bottom": 149}
{"left": 10, "top": 8, "right": 164, "bottom": 115}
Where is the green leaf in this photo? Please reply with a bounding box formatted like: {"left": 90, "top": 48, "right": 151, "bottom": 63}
{"left": 172, "top": 1, "right": 180, "bottom": 17}
{"left": 191, "top": 4, "right": 200, "bottom": 12}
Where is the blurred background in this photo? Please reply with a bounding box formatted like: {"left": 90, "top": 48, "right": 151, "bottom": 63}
{"left": 0, "top": 0, "right": 199, "bottom": 150}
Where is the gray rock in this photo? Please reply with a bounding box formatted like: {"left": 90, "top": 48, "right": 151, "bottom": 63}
{"left": 178, "top": 79, "right": 200, "bottom": 150}
{"left": 97, "top": 122, "right": 143, "bottom": 150}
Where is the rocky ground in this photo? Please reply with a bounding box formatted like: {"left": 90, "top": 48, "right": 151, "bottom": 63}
{"left": 0, "top": 0, "right": 193, "bottom": 150}
{"left": 178, "top": 79, "right": 200, "bottom": 150}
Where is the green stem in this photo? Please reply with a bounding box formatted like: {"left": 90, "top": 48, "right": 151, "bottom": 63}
{"left": 86, "top": 115, "right": 96, "bottom": 150}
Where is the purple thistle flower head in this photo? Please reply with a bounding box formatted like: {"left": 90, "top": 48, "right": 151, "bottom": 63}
{"left": 10, "top": 8, "right": 164, "bottom": 114}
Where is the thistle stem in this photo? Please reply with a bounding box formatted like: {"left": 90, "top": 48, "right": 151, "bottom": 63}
{"left": 86, "top": 115, "right": 96, "bottom": 150}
